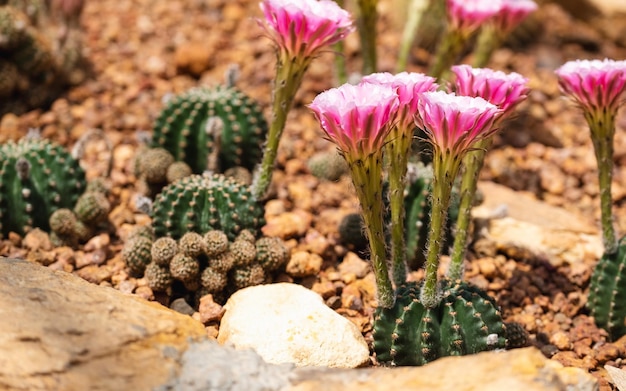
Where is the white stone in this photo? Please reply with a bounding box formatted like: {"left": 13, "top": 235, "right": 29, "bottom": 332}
{"left": 217, "top": 283, "right": 370, "bottom": 368}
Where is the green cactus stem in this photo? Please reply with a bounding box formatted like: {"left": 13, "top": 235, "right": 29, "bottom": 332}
{"left": 151, "top": 173, "right": 265, "bottom": 241}
{"left": 0, "top": 137, "right": 86, "bottom": 237}
{"left": 396, "top": 0, "right": 430, "bottom": 72}
{"left": 373, "top": 279, "right": 506, "bottom": 366}
{"left": 588, "top": 235, "right": 626, "bottom": 340}
{"left": 151, "top": 85, "right": 268, "bottom": 174}
{"left": 355, "top": 0, "right": 378, "bottom": 75}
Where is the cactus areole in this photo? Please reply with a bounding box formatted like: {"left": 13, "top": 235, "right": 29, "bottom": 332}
{"left": 0, "top": 138, "right": 86, "bottom": 237}
{"left": 151, "top": 86, "right": 268, "bottom": 174}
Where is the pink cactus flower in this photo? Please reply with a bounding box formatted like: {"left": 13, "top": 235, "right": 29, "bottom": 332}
{"left": 415, "top": 91, "right": 501, "bottom": 158}
{"left": 452, "top": 65, "right": 529, "bottom": 115}
{"left": 555, "top": 59, "right": 626, "bottom": 115}
{"left": 447, "top": 0, "right": 503, "bottom": 36}
{"left": 259, "top": 0, "right": 354, "bottom": 59}
{"left": 309, "top": 83, "right": 399, "bottom": 158}
{"left": 492, "top": 0, "right": 538, "bottom": 34}
{"left": 360, "top": 72, "right": 439, "bottom": 130}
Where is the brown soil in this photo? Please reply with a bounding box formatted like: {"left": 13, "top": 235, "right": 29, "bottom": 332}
{"left": 2, "top": 0, "right": 626, "bottom": 389}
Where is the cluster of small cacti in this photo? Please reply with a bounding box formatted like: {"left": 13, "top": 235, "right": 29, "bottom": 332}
{"left": 121, "top": 225, "right": 290, "bottom": 305}
{"left": 151, "top": 173, "right": 265, "bottom": 241}
{"left": 0, "top": 1, "right": 86, "bottom": 115}
{"left": 0, "top": 136, "right": 86, "bottom": 238}
{"left": 49, "top": 178, "right": 111, "bottom": 246}
{"left": 134, "top": 147, "right": 193, "bottom": 197}
{"left": 150, "top": 84, "right": 268, "bottom": 175}
{"left": 372, "top": 279, "right": 507, "bottom": 366}
{"left": 338, "top": 163, "right": 461, "bottom": 269}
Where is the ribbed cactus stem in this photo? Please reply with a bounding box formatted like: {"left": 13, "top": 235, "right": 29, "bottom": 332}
{"left": 448, "top": 138, "right": 491, "bottom": 280}
{"left": 429, "top": 29, "right": 465, "bottom": 81}
{"left": 355, "top": 0, "right": 378, "bottom": 74}
{"left": 472, "top": 24, "right": 502, "bottom": 68}
{"left": 332, "top": 0, "right": 348, "bottom": 85}
{"left": 396, "top": 0, "right": 429, "bottom": 72}
{"left": 421, "top": 151, "right": 453, "bottom": 308}
{"left": 587, "top": 109, "right": 617, "bottom": 253}
{"left": 252, "top": 53, "right": 309, "bottom": 201}
{"left": 386, "top": 127, "right": 411, "bottom": 286}
{"left": 346, "top": 153, "right": 394, "bottom": 308}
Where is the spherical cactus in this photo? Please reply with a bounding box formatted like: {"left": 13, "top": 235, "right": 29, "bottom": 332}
{"left": 151, "top": 237, "right": 178, "bottom": 266}
{"left": 166, "top": 161, "right": 192, "bottom": 184}
{"left": 208, "top": 251, "right": 235, "bottom": 273}
{"left": 255, "top": 236, "right": 289, "bottom": 272}
{"left": 151, "top": 85, "right": 268, "bottom": 174}
{"left": 203, "top": 230, "right": 229, "bottom": 257}
{"left": 151, "top": 173, "right": 265, "bottom": 241}
{"left": 178, "top": 231, "right": 205, "bottom": 258}
{"left": 49, "top": 208, "right": 77, "bottom": 236}
{"left": 0, "top": 137, "right": 86, "bottom": 237}
{"left": 504, "top": 322, "right": 529, "bottom": 349}
{"left": 338, "top": 212, "right": 368, "bottom": 252}
{"left": 307, "top": 150, "right": 348, "bottom": 181}
{"left": 169, "top": 253, "right": 201, "bottom": 283}
{"left": 229, "top": 238, "right": 256, "bottom": 267}
{"left": 373, "top": 280, "right": 506, "bottom": 366}
{"left": 73, "top": 190, "right": 110, "bottom": 225}
{"left": 122, "top": 235, "right": 153, "bottom": 275}
{"left": 145, "top": 262, "right": 173, "bottom": 292}
{"left": 229, "top": 264, "right": 265, "bottom": 291}
{"left": 200, "top": 267, "right": 228, "bottom": 293}
{"left": 135, "top": 147, "right": 175, "bottom": 185}
{"left": 235, "top": 229, "right": 256, "bottom": 244}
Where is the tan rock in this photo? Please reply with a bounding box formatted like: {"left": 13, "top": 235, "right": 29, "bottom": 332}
{"left": 288, "top": 347, "right": 597, "bottom": 391}
{"left": 473, "top": 181, "right": 603, "bottom": 267}
{"left": 286, "top": 251, "right": 323, "bottom": 277}
{"left": 0, "top": 257, "right": 206, "bottom": 391}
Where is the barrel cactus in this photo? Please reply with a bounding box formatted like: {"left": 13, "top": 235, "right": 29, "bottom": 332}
{"left": 0, "top": 137, "right": 86, "bottom": 237}
{"left": 151, "top": 173, "right": 265, "bottom": 240}
{"left": 373, "top": 279, "right": 506, "bottom": 366}
{"left": 151, "top": 85, "right": 268, "bottom": 174}
{"left": 588, "top": 236, "right": 626, "bottom": 340}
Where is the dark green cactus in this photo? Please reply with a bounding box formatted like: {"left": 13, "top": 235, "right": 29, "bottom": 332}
{"left": 373, "top": 279, "right": 506, "bottom": 366}
{"left": 151, "top": 173, "right": 265, "bottom": 241}
{"left": 0, "top": 137, "right": 86, "bottom": 237}
{"left": 588, "top": 236, "right": 626, "bottom": 340}
{"left": 151, "top": 85, "right": 268, "bottom": 174}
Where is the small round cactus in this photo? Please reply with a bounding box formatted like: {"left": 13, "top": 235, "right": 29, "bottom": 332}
{"left": 122, "top": 235, "right": 153, "bottom": 275}
{"left": 201, "top": 267, "right": 228, "bottom": 293}
{"left": 204, "top": 230, "right": 229, "bottom": 257}
{"left": 229, "top": 264, "right": 265, "bottom": 291}
{"left": 178, "top": 231, "right": 205, "bottom": 258}
{"left": 373, "top": 280, "right": 506, "bottom": 366}
{"left": 151, "top": 237, "right": 178, "bottom": 266}
{"left": 145, "top": 262, "right": 173, "bottom": 292}
{"left": 151, "top": 173, "right": 265, "bottom": 241}
{"left": 229, "top": 239, "right": 257, "bottom": 267}
{"left": 307, "top": 150, "right": 349, "bottom": 181}
{"left": 166, "top": 161, "right": 193, "bottom": 184}
{"left": 151, "top": 85, "right": 268, "bottom": 174}
{"left": 209, "top": 251, "right": 235, "bottom": 273}
{"left": 255, "top": 236, "right": 289, "bottom": 272}
{"left": 0, "top": 137, "right": 86, "bottom": 237}
{"left": 49, "top": 208, "right": 77, "bottom": 236}
{"left": 169, "top": 253, "right": 201, "bottom": 283}
{"left": 135, "top": 147, "right": 175, "bottom": 185}
{"left": 73, "top": 191, "right": 110, "bottom": 225}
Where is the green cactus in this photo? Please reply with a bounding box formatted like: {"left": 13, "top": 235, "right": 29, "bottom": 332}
{"left": 588, "top": 236, "right": 626, "bottom": 340}
{"left": 0, "top": 137, "right": 86, "bottom": 237}
{"left": 145, "top": 262, "right": 173, "bottom": 292}
{"left": 255, "top": 236, "right": 290, "bottom": 272}
{"left": 151, "top": 85, "right": 268, "bottom": 174}
{"left": 203, "top": 230, "right": 229, "bottom": 257}
{"left": 307, "top": 150, "right": 349, "bottom": 181}
{"left": 170, "top": 253, "right": 201, "bottom": 283}
{"left": 151, "top": 173, "right": 265, "bottom": 241}
{"left": 151, "top": 237, "right": 178, "bottom": 266}
{"left": 122, "top": 234, "right": 153, "bottom": 276}
{"left": 373, "top": 279, "right": 506, "bottom": 366}
{"left": 73, "top": 190, "right": 110, "bottom": 225}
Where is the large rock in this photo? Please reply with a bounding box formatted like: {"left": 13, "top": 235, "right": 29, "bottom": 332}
{"left": 473, "top": 181, "right": 603, "bottom": 267}
{"left": 217, "top": 283, "right": 370, "bottom": 368}
{"left": 0, "top": 257, "right": 206, "bottom": 391}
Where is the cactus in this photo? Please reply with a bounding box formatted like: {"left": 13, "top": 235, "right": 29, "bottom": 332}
{"left": 73, "top": 191, "right": 110, "bottom": 225}
{"left": 151, "top": 173, "right": 265, "bottom": 241}
{"left": 587, "top": 236, "right": 626, "bottom": 340}
{"left": 373, "top": 279, "right": 506, "bottom": 366}
{"left": 255, "top": 236, "right": 290, "bottom": 272}
{"left": 307, "top": 150, "right": 349, "bottom": 181}
{"left": 151, "top": 85, "right": 268, "bottom": 174}
{"left": 0, "top": 137, "right": 86, "bottom": 237}
{"left": 122, "top": 235, "right": 153, "bottom": 276}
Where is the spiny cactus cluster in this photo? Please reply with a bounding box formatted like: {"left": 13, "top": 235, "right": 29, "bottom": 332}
{"left": 134, "top": 147, "right": 193, "bottom": 197}
{"left": 338, "top": 163, "right": 460, "bottom": 269}
{"left": 373, "top": 279, "right": 506, "bottom": 366}
{"left": 588, "top": 236, "right": 626, "bottom": 340}
{"left": 121, "top": 226, "right": 290, "bottom": 305}
{"left": 0, "top": 1, "right": 86, "bottom": 115}
{"left": 49, "top": 179, "right": 111, "bottom": 246}
{"left": 0, "top": 136, "right": 86, "bottom": 238}
{"left": 151, "top": 173, "right": 265, "bottom": 241}
{"left": 151, "top": 84, "right": 268, "bottom": 175}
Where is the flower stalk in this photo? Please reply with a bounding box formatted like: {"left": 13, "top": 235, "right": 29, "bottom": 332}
{"left": 355, "top": 0, "right": 378, "bottom": 74}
